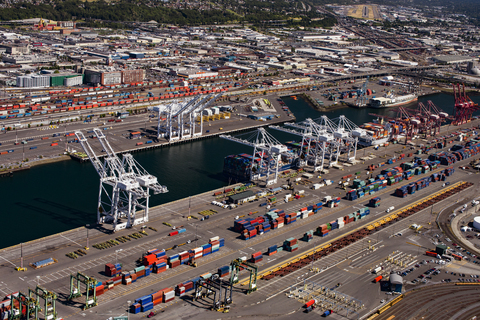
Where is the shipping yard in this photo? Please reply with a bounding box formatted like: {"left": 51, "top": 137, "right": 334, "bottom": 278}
{"left": 1, "top": 3, "right": 480, "bottom": 318}
{"left": 0, "top": 102, "right": 480, "bottom": 319}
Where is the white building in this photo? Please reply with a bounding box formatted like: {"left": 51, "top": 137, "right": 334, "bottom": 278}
{"left": 17, "top": 74, "right": 50, "bottom": 88}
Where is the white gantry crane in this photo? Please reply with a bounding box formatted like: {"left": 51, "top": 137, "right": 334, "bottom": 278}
{"left": 270, "top": 117, "right": 333, "bottom": 172}
{"left": 330, "top": 115, "right": 370, "bottom": 163}
{"left": 75, "top": 128, "right": 168, "bottom": 231}
{"left": 220, "top": 128, "right": 291, "bottom": 186}
{"left": 156, "top": 93, "right": 222, "bottom": 141}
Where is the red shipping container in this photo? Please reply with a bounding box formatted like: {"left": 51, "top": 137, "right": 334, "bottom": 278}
{"left": 169, "top": 260, "right": 181, "bottom": 268}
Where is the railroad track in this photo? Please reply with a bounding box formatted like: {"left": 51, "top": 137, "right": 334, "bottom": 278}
{"left": 259, "top": 181, "right": 473, "bottom": 281}
{"left": 369, "top": 283, "right": 480, "bottom": 320}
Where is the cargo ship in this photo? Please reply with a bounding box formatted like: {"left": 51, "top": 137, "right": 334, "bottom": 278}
{"left": 223, "top": 152, "right": 297, "bottom": 181}
{"left": 368, "top": 93, "right": 417, "bottom": 109}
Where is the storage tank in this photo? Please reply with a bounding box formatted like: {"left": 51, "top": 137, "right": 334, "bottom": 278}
{"left": 473, "top": 216, "right": 480, "bottom": 230}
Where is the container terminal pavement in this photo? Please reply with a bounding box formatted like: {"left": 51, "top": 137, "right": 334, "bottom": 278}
{"left": 0, "top": 124, "right": 480, "bottom": 319}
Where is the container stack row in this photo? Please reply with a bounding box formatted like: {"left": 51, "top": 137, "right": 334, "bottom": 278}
{"left": 251, "top": 251, "right": 263, "bottom": 263}
{"left": 369, "top": 197, "right": 381, "bottom": 207}
{"left": 350, "top": 159, "right": 445, "bottom": 201}
{"left": 283, "top": 237, "right": 298, "bottom": 252}
{"left": 104, "top": 263, "right": 122, "bottom": 277}
{"left": 101, "top": 237, "right": 224, "bottom": 295}
{"left": 326, "top": 197, "right": 341, "bottom": 208}
{"left": 217, "top": 265, "right": 230, "bottom": 277}
{"left": 175, "top": 281, "right": 194, "bottom": 297}
{"left": 131, "top": 287, "right": 174, "bottom": 314}
{"left": 234, "top": 202, "right": 323, "bottom": 240}
{"left": 395, "top": 167, "right": 454, "bottom": 198}
{"left": 303, "top": 230, "right": 314, "bottom": 242}
{"left": 267, "top": 245, "right": 278, "bottom": 256}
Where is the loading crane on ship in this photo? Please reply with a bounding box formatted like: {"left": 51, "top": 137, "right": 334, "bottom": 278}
{"left": 68, "top": 272, "right": 98, "bottom": 310}
{"left": 74, "top": 129, "right": 167, "bottom": 231}
{"left": 270, "top": 118, "right": 331, "bottom": 172}
{"left": 330, "top": 115, "right": 365, "bottom": 163}
{"left": 220, "top": 128, "right": 292, "bottom": 186}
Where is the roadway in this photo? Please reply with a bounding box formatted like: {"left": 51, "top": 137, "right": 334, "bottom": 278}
{"left": 0, "top": 121, "right": 479, "bottom": 319}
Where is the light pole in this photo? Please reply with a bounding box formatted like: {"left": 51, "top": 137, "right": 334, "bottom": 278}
{"left": 127, "top": 300, "right": 131, "bottom": 319}
{"left": 86, "top": 224, "right": 90, "bottom": 250}
{"left": 195, "top": 225, "right": 198, "bottom": 248}
{"left": 115, "top": 249, "right": 123, "bottom": 264}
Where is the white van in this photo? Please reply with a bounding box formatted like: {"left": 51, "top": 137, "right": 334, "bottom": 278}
{"left": 386, "top": 206, "right": 395, "bottom": 213}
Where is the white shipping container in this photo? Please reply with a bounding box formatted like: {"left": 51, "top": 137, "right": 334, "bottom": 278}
{"left": 297, "top": 190, "right": 305, "bottom": 195}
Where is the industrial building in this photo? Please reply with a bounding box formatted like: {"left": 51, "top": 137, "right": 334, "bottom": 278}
{"left": 228, "top": 190, "right": 256, "bottom": 204}
{"left": 389, "top": 273, "right": 403, "bottom": 293}
{"left": 64, "top": 76, "right": 83, "bottom": 86}
{"left": 121, "top": 69, "right": 145, "bottom": 84}
{"left": 84, "top": 69, "right": 122, "bottom": 86}
{"left": 432, "top": 55, "right": 475, "bottom": 64}
{"left": 49, "top": 73, "right": 84, "bottom": 87}
{"left": 16, "top": 74, "right": 50, "bottom": 88}
{"left": 0, "top": 44, "right": 30, "bottom": 55}
{"left": 2, "top": 54, "right": 56, "bottom": 64}
{"left": 176, "top": 69, "right": 218, "bottom": 79}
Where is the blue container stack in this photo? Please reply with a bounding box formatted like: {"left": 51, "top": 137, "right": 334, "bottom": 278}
{"left": 130, "top": 303, "right": 141, "bottom": 314}
{"left": 267, "top": 245, "right": 278, "bottom": 255}
{"left": 217, "top": 266, "right": 230, "bottom": 277}
{"left": 202, "top": 244, "right": 212, "bottom": 256}
{"left": 135, "top": 295, "right": 153, "bottom": 312}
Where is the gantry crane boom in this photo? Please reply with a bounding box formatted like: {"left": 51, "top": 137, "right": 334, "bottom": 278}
{"left": 75, "top": 129, "right": 167, "bottom": 231}
{"left": 221, "top": 128, "right": 291, "bottom": 185}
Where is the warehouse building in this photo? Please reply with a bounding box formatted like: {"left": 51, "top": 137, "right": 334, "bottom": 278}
{"left": 2, "top": 54, "right": 56, "bottom": 64}
{"left": 228, "top": 190, "right": 256, "bottom": 204}
{"left": 16, "top": 74, "right": 50, "bottom": 88}
{"left": 122, "top": 69, "right": 145, "bottom": 84}
{"left": 0, "top": 44, "right": 30, "bottom": 55}
{"left": 84, "top": 69, "right": 121, "bottom": 86}
{"left": 432, "top": 55, "right": 475, "bottom": 64}
{"left": 64, "top": 75, "right": 83, "bottom": 86}
{"left": 49, "top": 73, "right": 84, "bottom": 87}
